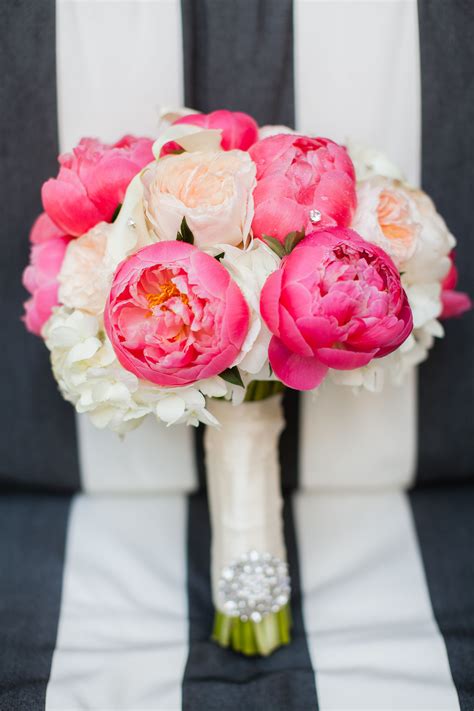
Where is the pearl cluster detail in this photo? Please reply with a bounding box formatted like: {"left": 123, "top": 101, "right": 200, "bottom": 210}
{"left": 218, "top": 550, "right": 291, "bottom": 623}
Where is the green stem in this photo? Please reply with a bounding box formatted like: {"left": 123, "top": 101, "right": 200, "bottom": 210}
{"left": 212, "top": 605, "right": 292, "bottom": 657}
{"left": 244, "top": 380, "right": 285, "bottom": 403}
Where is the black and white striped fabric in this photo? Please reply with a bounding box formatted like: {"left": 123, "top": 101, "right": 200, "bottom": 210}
{"left": 1, "top": 1, "right": 473, "bottom": 709}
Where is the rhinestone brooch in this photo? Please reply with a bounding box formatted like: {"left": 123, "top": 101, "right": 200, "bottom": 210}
{"left": 218, "top": 550, "right": 291, "bottom": 623}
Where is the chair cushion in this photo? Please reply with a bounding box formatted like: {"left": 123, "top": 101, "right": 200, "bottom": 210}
{"left": 1, "top": 485, "right": 473, "bottom": 710}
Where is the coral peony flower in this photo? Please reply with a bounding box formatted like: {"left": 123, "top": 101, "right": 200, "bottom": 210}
{"left": 249, "top": 134, "right": 356, "bottom": 244}
{"left": 58, "top": 222, "right": 113, "bottom": 315}
{"left": 260, "top": 228, "right": 413, "bottom": 390}
{"left": 440, "top": 254, "right": 471, "bottom": 319}
{"left": 22, "top": 234, "right": 70, "bottom": 335}
{"left": 104, "top": 241, "right": 250, "bottom": 387}
{"left": 42, "top": 136, "right": 154, "bottom": 236}
{"left": 171, "top": 110, "right": 259, "bottom": 151}
{"left": 142, "top": 150, "right": 256, "bottom": 247}
{"left": 29, "top": 212, "right": 66, "bottom": 244}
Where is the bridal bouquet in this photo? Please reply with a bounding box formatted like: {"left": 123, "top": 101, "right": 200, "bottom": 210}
{"left": 23, "top": 108, "right": 470, "bottom": 656}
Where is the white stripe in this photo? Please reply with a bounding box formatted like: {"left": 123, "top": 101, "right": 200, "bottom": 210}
{"left": 294, "top": 5, "right": 458, "bottom": 706}
{"left": 295, "top": 0, "right": 420, "bottom": 490}
{"left": 77, "top": 414, "right": 196, "bottom": 494}
{"left": 300, "top": 371, "right": 417, "bottom": 491}
{"left": 294, "top": 0, "right": 421, "bottom": 187}
{"left": 46, "top": 494, "right": 188, "bottom": 710}
{"left": 295, "top": 492, "right": 460, "bottom": 710}
{"left": 57, "top": 0, "right": 184, "bottom": 151}
{"left": 56, "top": 0, "right": 197, "bottom": 493}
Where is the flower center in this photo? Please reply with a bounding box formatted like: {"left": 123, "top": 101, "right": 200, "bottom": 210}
{"left": 377, "top": 190, "right": 414, "bottom": 242}
{"left": 146, "top": 281, "right": 189, "bottom": 312}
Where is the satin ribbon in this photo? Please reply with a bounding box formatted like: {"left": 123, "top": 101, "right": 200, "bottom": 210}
{"left": 204, "top": 395, "right": 286, "bottom": 607}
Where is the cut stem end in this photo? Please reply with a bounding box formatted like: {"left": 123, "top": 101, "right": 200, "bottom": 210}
{"left": 211, "top": 604, "right": 292, "bottom": 656}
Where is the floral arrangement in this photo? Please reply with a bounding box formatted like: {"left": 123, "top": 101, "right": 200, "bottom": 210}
{"left": 23, "top": 108, "right": 470, "bottom": 656}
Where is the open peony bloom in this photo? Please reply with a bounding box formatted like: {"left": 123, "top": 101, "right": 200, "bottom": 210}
{"left": 42, "top": 136, "right": 154, "bottom": 236}
{"left": 171, "top": 110, "right": 259, "bottom": 151}
{"left": 142, "top": 149, "right": 256, "bottom": 247}
{"left": 249, "top": 134, "right": 357, "bottom": 244}
{"left": 260, "top": 228, "right": 413, "bottom": 390}
{"left": 29, "top": 212, "right": 66, "bottom": 244}
{"left": 22, "top": 234, "right": 70, "bottom": 335}
{"left": 441, "top": 254, "right": 471, "bottom": 319}
{"left": 104, "top": 241, "right": 250, "bottom": 387}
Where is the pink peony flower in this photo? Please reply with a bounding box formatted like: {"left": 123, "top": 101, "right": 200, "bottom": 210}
{"left": 260, "top": 228, "right": 413, "bottom": 390}
{"left": 440, "top": 254, "right": 471, "bottom": 319}
{"left": 104, "top": 241, "right": 250, "bottom": 387}
{"left": 249, "top": 134, "right": 357, "bottom": 244}
{"left": 42, "top": 135, "right": 154, "bottom": 237}
{"left": 22, "top": 234, "right": 70, "bottom": 336}
{"left": 171, "top": 110, "right": 259, "bottom": 151}
{"left": 29, "top": 212, "right": 66, "bottom": 244}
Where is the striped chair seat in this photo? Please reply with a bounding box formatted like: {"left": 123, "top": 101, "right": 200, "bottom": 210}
{"left": 1, "top": 1, "right": 472, "bottom": 709}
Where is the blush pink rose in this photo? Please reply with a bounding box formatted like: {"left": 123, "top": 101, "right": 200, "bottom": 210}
{"left": 42, "top": 135, "right": 153, "bottom": 237}
{"left": 170, "top": 110, "right": 259, "bottom": 151}
{"left": 104, "top": 241, "right": 250, "bottom": 387}
{"left": 249, "top": 134, "right": 357, "bottom": 243}
{"left": 260, "top": 227, "right": 413, "bottom": 390}
{"left": 22, "top": 234, "right": 70, "bottom": 336}
{"left": 441, "top": 253, "right": 471, "bottom": 319}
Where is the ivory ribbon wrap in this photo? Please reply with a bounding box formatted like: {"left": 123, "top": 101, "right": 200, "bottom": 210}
{"left": 204, "top": 395, "right": 286, "bottom": 608}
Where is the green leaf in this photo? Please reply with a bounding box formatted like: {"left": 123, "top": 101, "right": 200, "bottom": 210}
{"left": 283, "top": 228, "right": 305, "bottom": 254}
{"left": 219, "top": 366, "right": 244, "bottom": 388}
{"left": 261, "top": 234, "right": 286, "bottom": 259}
{"left": 176, "top": 216, "right": 195, "bottom": 244}
{"left": 214, "top": 252, "right": 225, "bottom": 262}
{"left": 111, "top": 203, "right": 122, "bottom": 222}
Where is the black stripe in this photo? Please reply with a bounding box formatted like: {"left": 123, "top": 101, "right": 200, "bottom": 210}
{"left": 183, "top": 493, "right": 317, "bottom": 711}
{"left": 0, "top": 493, "right": 72, "bottom": 710}
{"left": 0, "top": 0, "right": 80, "bottom": 492}
{"left": 417, "top": 0, "right": 474, "bottom": 484}
{"left": 410, "top": 484, "right": 474, "bottom": 710}
{"left": 182, "top": 0, "right": 317, "bottom": 706}
{"left": 181, "top": 0, "right": 295, "bottom": 126}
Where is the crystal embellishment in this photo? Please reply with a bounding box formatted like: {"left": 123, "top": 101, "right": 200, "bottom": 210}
{"left": 127, "top": 217, "right": 137, "bottom": 229}
{"left": 218, "top": 551, "right": 291, "bottom": 622}
{"left": 309, "top": 209, "right": 322, "bottom": 223}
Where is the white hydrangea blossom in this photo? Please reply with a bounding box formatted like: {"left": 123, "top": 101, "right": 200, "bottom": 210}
{"left": 346, "top": 140, "right": 405, "bottom": 182}
{"left": 44, "top": 306, "right": 227, "bottom": 434}
{"left": 258, "top": 124, "right": 297, "bottom": 140}
{"left": 328, "top": 328, "right": 436, "bottom": 393}
{"left": 206, "top": 240, "right": 280, "bottom": 374}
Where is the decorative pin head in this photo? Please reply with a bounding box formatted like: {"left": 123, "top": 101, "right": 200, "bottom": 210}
{"left": 127, "top": 217, "right": 137, "bottom": 229}
{"left": 218, "top": 550, "right": 291, "bottom": 622}
{"left": 309, "top": 209, "right": 322, "bottom": 224}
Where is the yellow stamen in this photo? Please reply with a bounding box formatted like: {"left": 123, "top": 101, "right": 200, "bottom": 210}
{"left": 146, "top": 282, "right": 189, "bottom": 312}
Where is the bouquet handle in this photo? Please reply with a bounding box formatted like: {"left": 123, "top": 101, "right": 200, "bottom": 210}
{"left": 204, "top": 395, "right": 291, "bottom": 655}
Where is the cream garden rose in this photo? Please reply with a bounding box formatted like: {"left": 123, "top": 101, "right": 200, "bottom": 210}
{"left": 352, "top": 176, "right": 455, "bottom": 338}
{"left": 141, "top": 149, "right": 256, "bottom": 248}
{"left": 353, "top": 177, "right": 454, "bottom": 280}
